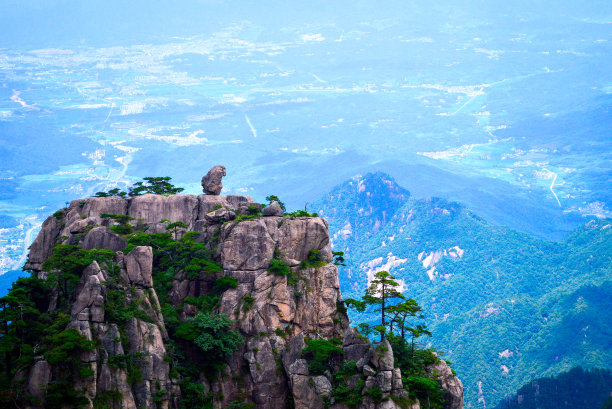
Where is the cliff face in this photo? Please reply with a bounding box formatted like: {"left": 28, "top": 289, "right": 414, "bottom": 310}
{"left": 14, "top": 194, "right": 462, "bottom": 409}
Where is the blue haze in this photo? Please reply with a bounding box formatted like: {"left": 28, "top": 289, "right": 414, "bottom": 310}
{"left": 0, "top": 0, "right": 610, "bottom": 268}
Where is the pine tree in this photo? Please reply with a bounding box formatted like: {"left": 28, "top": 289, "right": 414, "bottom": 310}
{"left": 346, "top": 271, "right": 405, "bottom": 341}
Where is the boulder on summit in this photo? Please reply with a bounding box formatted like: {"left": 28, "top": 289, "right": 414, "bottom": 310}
{"left": 201, "top": 165, "right": 226, "bottom": 195}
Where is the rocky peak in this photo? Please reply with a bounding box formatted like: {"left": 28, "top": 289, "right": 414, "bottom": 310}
{"left": 313, "top": 172, "right": 410, "bottom": 252}
{"left": 13, "top": 192, "right": 462, "bottom": 409}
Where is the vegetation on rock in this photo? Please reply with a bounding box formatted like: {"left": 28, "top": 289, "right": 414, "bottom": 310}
{"left": 94, "top": 176, "right": 184, "bottom": 197}
{"left": 0, "top": 188, "right": 463, "bottom": 409}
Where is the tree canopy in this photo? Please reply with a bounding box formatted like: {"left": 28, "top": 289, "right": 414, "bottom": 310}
{"left": 94, "top": 176, "right": 184, "bottom": 198}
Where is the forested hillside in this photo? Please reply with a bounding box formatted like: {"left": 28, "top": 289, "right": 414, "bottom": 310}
{"left": 494, "top": 367, "right": 612, "bottom": 409}
{"left": 314, "top": 173, "right": 612, "bottom": 407}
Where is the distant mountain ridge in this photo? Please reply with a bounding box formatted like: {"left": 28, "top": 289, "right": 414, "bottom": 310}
{"left": 494, "top": 366, "right": 612, "bottom": 409}
{"left": 313, "top": 172, "right": 612, "bottom": 408}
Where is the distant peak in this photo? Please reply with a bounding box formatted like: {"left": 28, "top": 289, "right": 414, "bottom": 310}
{"left": 346, "top": 172, "right": 411, "bottom": 198}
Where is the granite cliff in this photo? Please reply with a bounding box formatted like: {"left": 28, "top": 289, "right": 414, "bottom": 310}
{"left": 5, "top": 192, "right": 462, "bottom": 409}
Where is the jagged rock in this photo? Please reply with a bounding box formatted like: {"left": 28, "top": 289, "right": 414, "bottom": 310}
{"left": 197, "top": 194, "right": 254, "bottom": 215}
{"left": 99, "top": 324, "right": 125, "bottom": 357}
{"left": 374, "top": 340, "right": 394, "bottom": 371}
{"left": 245, "top": 338, "right": 279, "bottom": 384}
{"left": 72, "top": 196, "right": 128, "bottom": 219}
{"left": 376, "top": 371, "right": 394, "bottom": 393}
{"left": 288, "top": 359, "right": 309, "bottom": 376}
{"left": 67, "top": 217, "right": 96, "bottom": 234}
{"left": 71, "top": 261, "right": 106, "bottom": 322}
{"left": 146, "top": 221, "right": 170, "bottom": 234}
{"left": 204, "top": 207, "right": 235, "bottom": 224}
{"left": 202, "top": 165, "right": 226, "bottom": 195}
{"left": 25, "top": 358, "right": 51, "bottom": 405}
{"left": 18, "top": 191, "right": 464, "bottom": 409}
{"left": 343, "top": 327, "right": 372, "bottom": 365}
{"left": 263, "top": 201, "right": 284, "bottom": 217}
{"left": 125, "top": 317, "right": 172, "bottom": 409}
{"left": 129, "top": 194, "right": 200, "bottom": 228}
{"left": 83, "top": 226, "right": 127, "bottom": 252}
{"left": 124, "top": 246, "right": 154, "bottom": 288}
{"left": 26, "top": 194, "right": 258, "bottom": 272}
{"left": 218, "top": 217, "right": 332, "bottom": 271}
{"left": 96, "top": 363, "right": 138, "bottom": 409}
{"left": 427, "top": 359, "right": 464, "bottom": 409}
{"left": 392, "top": 368, "right": 403, "bottom": 390}
{"left": 363, "top": 365, "right": 376, "bottom": 377}
{"left": 313, "top": 375, "right": 333, "bottom": 396}
{"left": 24, "top": 213, "right": 63, "bottom": 271}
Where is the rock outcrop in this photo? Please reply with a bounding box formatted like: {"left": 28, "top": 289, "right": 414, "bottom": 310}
{"left": 82, "top": 226, "right": 127, "bottom": 252}
{"left": 201, "top": 165, "right": 226, "bottom": 195}
{"left": 17, "top": 193, "right": 463, "bottom": 409}
{"left": 263, "top": 200, "right": 284, "bottom": 217}
{"left": 427, "top": 358, "right": 464, "bottom": 409}
{"left": 25, "top": 193, "right": 255, "bottom": 271}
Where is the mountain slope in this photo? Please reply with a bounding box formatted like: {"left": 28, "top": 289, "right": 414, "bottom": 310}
{"left": 494, "top": 366, "right": 612, "bottom": 409}
{"left": 0, "top": 193, "right": 463, "bottom": 409}
{"left": 313, "top": 173, "right": 612, "bottom": 408}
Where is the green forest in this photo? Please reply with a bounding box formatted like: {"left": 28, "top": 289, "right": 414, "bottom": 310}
{"left": 494, "top": 367, "right": 612, "bottom": 409}
{"left": 314, "top": 172, "right": 612, "bottom": 407}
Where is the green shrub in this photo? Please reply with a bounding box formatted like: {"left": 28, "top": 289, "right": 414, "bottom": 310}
{"left": 41, "top": 245, "right": 114, "bottom": 304}
{"left": 403, "top": 376, "right": 444, "bottom": 409}
{"left": 301, "top": 339, "right": 344, "bottom": 375}
{"left": 366, "top": 387, "right": 385, "bottom": 403}
{"left": 268, "top": 257, "right": 291, "bottom": 276}
{"left": 176, "top": 313, "right": 243, "bottom": 362}
{"left": 299, "top": 249, "right": 327, "bottom": 269}
{"left": 45, "top": 380, "right": 90, "bottom": 409}
{"left": 247, "top": 205, "right": 260, "bottom": 215}
{"left": 242, "top": 295, "right": 255, "bottom": 311}
{"left": 234, "top": 205, "right": 263, "bottom": 222}
{"left": 183, "top": 295, "right": 220, "bottom": 313}
{"left": 93, "top": 390, "right": 122, "bottom": 409}
{"left": 388, "top": 336, "right": 445, "bottom": 408}
{"left": 179, "top": 382, "right": 213, "bottom": 409}
{"left": 104, "top": 287, "right": 153, "bottom": 327}
{"left": 332, "top": 361, "right": 364, "bottom": 407}
{"left": 228, "top": 401, "right": 255, "bottom": 409}
{"left": 97, "top": 176, "right": 184, "bottom": 197}
{"left": 213, "top": 276, "right": 238, "bottom": 293}
{"left": 332, "top": 251, "right": 346, "bottom": 266}
{"left": 285, "top": 210, "right": 318, "bottom": 217}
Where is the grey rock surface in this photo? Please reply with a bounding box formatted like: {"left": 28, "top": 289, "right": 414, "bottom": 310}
{"left": 24, "top": 213, "right": 63, "bottom": 271}
{"left": 218, "top": 217, "right": 333, "bottom": 271}
{"left": 374, "top": 340, "right": 394, "bottom": 371}
{"left": 19, "top": 191, "right": 464, "bottom": 409}
{"left": 71, "top": 261, "right": 106, "bottom": 322}
{"left": 202, "top": 165, "right": 226, "bottom": 195}
{"left": 25, "top": 359, "right": 51, "bottom": 407}
{"left": 427, "top": 358, "right": 464, "bottom": 409}
{"left": 82, "top": 226, "right": 127, "bottom": 252}
{"left": 263, "top": 201, "right": 284, "bottom": 217}
{"left": 25, "top": 194, "right": 257, "bottom": 272}
{"left": 124, "top": 246, "right": 154, "bottom": 288}
{"left": 313, "top": 375, "right": 333, "bottom": 395}
{"left": 204, "top": 207, "right": 235, "bottom": 224}
{"left": 129, "top": 194, "right": 200, "bottom": 228}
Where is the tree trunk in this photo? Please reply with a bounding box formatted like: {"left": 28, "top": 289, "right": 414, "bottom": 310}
{"left": 381, "top": 282, "right": 386, "bottom": 342}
